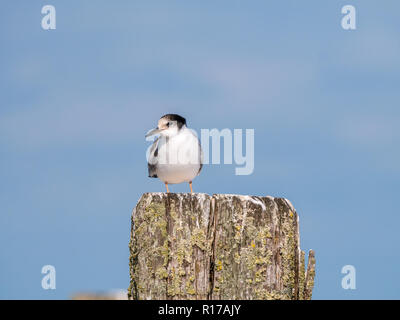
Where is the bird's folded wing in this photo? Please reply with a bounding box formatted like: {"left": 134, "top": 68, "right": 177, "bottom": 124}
{"left": 147, "top": 137, "right": 159, "bottom": 178}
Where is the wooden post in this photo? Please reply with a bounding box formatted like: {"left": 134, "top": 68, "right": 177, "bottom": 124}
{"left": 129, "top": 193, "right": 316, "bottom": 300}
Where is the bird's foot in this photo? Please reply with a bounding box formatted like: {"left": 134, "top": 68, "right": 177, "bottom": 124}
{"left": 189, "top": 181, "right": 193, "bottom": 193}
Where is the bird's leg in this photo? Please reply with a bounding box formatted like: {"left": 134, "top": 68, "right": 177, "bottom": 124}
{"left": 165, "top": 183, "right": 170, "bottom": 193}
{"left": 189, "top": 181, "right": 193, "bottom": 193}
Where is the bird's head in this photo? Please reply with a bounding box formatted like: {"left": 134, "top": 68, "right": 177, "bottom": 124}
{"left": 145, "top": 114, "right": 187, "bottom": 138}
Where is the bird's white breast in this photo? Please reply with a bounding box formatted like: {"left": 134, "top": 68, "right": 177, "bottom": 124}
{"left": 156, "top": 127, "right": 202, "bottom": 184}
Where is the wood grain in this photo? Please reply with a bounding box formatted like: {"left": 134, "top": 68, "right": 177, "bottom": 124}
{"left": 129, "top": 193, "right": 315, "bottom": 300}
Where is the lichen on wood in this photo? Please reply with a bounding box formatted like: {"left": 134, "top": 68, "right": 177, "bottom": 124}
{"left": 129, "top": 193, "right": 316, "bottom": 300}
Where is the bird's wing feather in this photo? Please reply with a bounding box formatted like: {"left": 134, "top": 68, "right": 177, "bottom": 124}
{"left": 148, "top": 137, "right": 159, "bottom": 178}
{"left": 197, "top": 138, "right": 203, "bottom": 175}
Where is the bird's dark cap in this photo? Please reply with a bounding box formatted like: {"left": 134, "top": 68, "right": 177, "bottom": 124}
{"left": 160, "top": 114, "right": 187, "bottom": 126}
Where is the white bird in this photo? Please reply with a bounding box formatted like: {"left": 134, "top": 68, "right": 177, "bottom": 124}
{"left": 146, "top": 114, "right": 203, "bottom": 193}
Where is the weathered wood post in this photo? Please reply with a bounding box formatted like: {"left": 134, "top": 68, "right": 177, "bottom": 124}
{"left": 128, "top": 193, "right": 315, "bottom": 300}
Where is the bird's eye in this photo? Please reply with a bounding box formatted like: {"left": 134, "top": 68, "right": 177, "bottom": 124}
{"left": 166, "top": 122, "right": 170, "bottom": 127}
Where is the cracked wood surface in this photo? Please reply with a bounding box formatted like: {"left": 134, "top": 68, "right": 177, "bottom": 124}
{"left": 129, "top": 193, "right": 316, "bottom": 300}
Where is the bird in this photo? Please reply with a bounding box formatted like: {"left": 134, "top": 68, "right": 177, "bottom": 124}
{"left": 146, "top": 114, "right": 203, "bottom": 193}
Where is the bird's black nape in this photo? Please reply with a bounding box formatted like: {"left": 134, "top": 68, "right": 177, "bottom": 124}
{"left": 161, "top": 114, "right": 187, "bottom": 129}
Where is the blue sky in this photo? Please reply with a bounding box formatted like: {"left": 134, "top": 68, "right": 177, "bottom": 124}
{"left": 1, "top": 0, "right": 400, "bottom": 299}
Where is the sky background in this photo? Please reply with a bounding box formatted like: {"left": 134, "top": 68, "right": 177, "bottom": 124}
{"left": 1, "top": 0, "right": 400, "bottom": 299}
